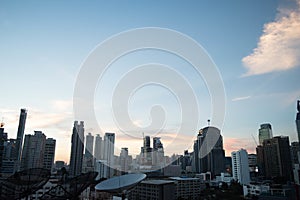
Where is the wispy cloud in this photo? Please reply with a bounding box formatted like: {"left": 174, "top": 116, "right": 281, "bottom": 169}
{"left": 224, "top": 137, "right": 256, "bottom": 155}
{"left": 232, "top": 96, "right": 251, "bottom": 102}
{"left": 242, "top": 0, "right": 300, "bottom": 76}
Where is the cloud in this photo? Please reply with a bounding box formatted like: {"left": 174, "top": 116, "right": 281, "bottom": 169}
{"left": 224, "top": 137, "right": 256, "bottom": 156}
{"left": 232, "top": 96, "right": 251, "bottom": 102}
{"left": 242, "top": 0, "right": 300, "bottom": 76}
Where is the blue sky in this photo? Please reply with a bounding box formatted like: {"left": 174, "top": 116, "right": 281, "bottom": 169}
{"left": 1, "top": 0, "right": 300, "bottom": 162}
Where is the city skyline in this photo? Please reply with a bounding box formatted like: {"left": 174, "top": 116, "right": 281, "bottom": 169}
{"left": 1, "top": 0, "right": 300, "bottom": 162}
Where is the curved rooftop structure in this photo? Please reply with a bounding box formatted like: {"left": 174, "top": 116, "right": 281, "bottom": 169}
{"left": 95, "top": 173, "right": 146, "bottom": 193}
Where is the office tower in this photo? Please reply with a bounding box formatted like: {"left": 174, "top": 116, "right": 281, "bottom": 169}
{"left": 21, "top": 131, "right": 46, "bottom": 170}
{"left": 248, "top": 154, "right": 257, "bottom": 179}
{"left": 120, "top": 147, "right": 129, "bottom": 173}
{"left": 140, "top": 135, "right": 153, "bottom": 165}
{"left": 84, "top": 133, "right": 94, "bottom": 168}
{"left": 15, "top": 108, "right": 27, "bottom": 170}
{"left": 296, "top": 100, "right": 300, "bottom": 143}
{"left": 231, "top": 149, "right": 250, "bottom": 185}
{"left": 69, "top": 121, "right": 84, "bottom": 177}
{"left": 256, "top": 145, "right": 265, "bottom": 177}
{"left": 291, "top": 142, "right": 300, "bottom": 165}
{"left": 180, "top": 150, "right": 193, "bottom": 172}
{"left": 94, "top": 134, "right": 103, "bottom": 160}
{"left": 43, "top": 138, "right": 56, "bottom": 171}
{"left": 0, "top": 127, "right": 7, "bottom": 173}
{"left": 103, "top": 132, "right": 115, "bottom": 178}
{"left": 258, "top": 123, "right": 273, "bottom": 145}
{"left": 262, "top": 136, "right": 293, "bottom": 181}
{"left": 152, "top": 137, "right": 164, "bottom": 166}
{"left": 193, "top": 126, "right": 225, "bottom": 177}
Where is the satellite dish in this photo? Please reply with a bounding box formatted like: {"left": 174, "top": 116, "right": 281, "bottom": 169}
{"left": 95, "top": 173, "right": 146, "bottom": 194}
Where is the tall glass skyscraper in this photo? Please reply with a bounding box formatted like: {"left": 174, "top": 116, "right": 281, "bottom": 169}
{"left": 69, "top": 121, "right": 84, "bottom": 177}
{"left": 15, "top": 108, "right": 27, "bottom": 170}
{"left": 193, "top": 126, "right": 225, "bottom": 177}
{"left": 258, "top": 123, "right": 273, "bottom": 145}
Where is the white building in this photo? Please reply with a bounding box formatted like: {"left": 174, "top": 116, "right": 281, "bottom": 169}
{"left": 104, "top": 133, "right": 115, "bottom": 178}
{"left": 231, "top": 149, "right": 250, "bottom": 185}
{"left": 95, "top": 160, "right": 108, "bottom": 180}
{"left": 243, "top": 183, "right": 270, "bottom": 197}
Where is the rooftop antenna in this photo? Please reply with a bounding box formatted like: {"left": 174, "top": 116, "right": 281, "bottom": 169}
{"left": 207, "top": 119, "right": 211, "bottom": 126}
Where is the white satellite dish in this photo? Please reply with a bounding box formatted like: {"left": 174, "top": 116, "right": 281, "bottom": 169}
{"left": 95, "top": 173, "right": 146, "bottom": 194}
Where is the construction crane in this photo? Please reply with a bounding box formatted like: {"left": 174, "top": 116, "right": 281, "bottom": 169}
{"left": 251, "top": 133, "right": 258, "bottom": 146}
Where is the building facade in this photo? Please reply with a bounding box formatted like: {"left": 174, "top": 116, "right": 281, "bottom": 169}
{"left": 231, "top": 149, "right": 250, "bottom": 185}
{"left": 262, "top": 136, "right": 293, "bottom": 181}
{"left": 258, "top": 123, "right": 273, "bottom": 145}
{"left": 103, "top": 132, "right": 115, "bottom": 178}
{"left": 193, "top": 126, "right": 225, "bottom": 177}
{"left": 69, "top": 121, "right": 85, "bottom": 177}
{"left": 21, "top": 131, "right": 46, "bottom": 170}
{"left": 43, "top": 138, "right": 56, "bottom": 171}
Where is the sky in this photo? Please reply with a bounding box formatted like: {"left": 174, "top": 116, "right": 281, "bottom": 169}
{"left": 1, "top": 0, "right": 300, "bottom": 163}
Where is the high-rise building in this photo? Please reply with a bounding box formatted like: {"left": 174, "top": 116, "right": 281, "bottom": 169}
{"left": 69, "top": 121, "right": 84, "bottom": 177}
{"left": 120, "top": 147, "right": 129, "bottom": 173}
{"left": 296, "top": 100, "right": 300, "bottom": 143}
{"left": 103, "top": 132, "right": 115, "bottom": 178}
{"left": 291, "top": 142, "right": 300, "bottom": 165}
{"left": 15, "top": 108, "right": 27, "bottom": 170}
{"left": 256, "top": 145, "right": 265, "bottom": 177}
{"left": 152, "top": 137, "right": 164, "bottom": 167}
{"left": 140, "top": 135, "right": 152, "bottom": 165}
{"left": 231, "top": 149, "right": 250, "bottom": 185}
{"left": 258, "top": 123, "right": 273, "bottom": 145}
{"left": 0, "top": 127, "right": 8, "bottom": 173}
{"left": 94, "top": 134, "right": 103, "bottom": 160}
{"left": 193, "top": 126, "right": 225, "bottom": 177}
{"left": 262, "top": 136, "right": 293, "bottom": 181}
{"left": 21, "top": 131, "right": 46, "bottom": 170}
{"left": 84, "top": 132, "right": 94, "bottom": 171}
{"left": 43, "top": 138, "right": 56, "bottom": 171}
{"left": 248, "top": 153, "right": 257, "bottom": 178}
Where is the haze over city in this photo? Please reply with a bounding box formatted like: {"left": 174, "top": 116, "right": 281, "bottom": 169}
{"left": 1, "top": 0, "right": 300, "bottom": 163}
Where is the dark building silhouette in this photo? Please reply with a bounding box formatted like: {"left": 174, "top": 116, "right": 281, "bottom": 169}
{"left": 260, "top": 136, "right": 293, "bottom": 181}
{"left": 69, "top": 121, "right": 84, "bottom": 177}
{"left": 193, "top": 126, "right": 225, "bottom": 177}
{"left": 141, "top": 135, "right": 152, "bottom": 165}
{"left": 43, "top": 138, "right": 56, "bottom": 171}
{"left": 256, "top": 145, "right": 265, "bottom": 177}
{"left": 21, "top": 131, "right": 46, "bottom": 170}
{"left": 296, "top": 100, "right": 300, "bottom": 143}
{"left": 291, "top": 142, "right": 300, "bottom": 165}
{"left": 0, "top": 127, "right": 8, "bottom": 173}
{"left": 15, "top": 108, "right": 27, "bottom": 170}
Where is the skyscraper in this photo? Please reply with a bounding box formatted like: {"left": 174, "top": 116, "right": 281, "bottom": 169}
{"left": 262, "top": 136, "right": 293, "bottom": 181}
{"left": 258, "top": 123, "right": 273, "bottom": 145}
{"left": 20, "top": 131, "right": 46, "bottom": 170}
{"left": 152, "top": 137, "right": 164, "bottom": 166}
{"left": 103, "top": 132, "right": 115, "bottom": 178}
{"left": 85, "top": 132, "right": 94, "bottom": 166}
{"left": 120, "top": 147, "right": 129, "bottom": 173}
{"left": 140, "top": 135, "right": 152, "bottom": 165}
{"left": 94, "top": 134, "right": 103, "bottom": 160}
{"left": 193, "top": 126, "right": 225, "bottom": 177}
{"left": 69, "top": 121, "right": 84, "bottom": 177}
{"left": 15, "top": 108, "right": 27, "bottom": 170}
{"left": 296, "top": 100, "right": 300, "bottom": 143}
{"left": 231, "top": 149, "right": 250, "bottom": 185}
{"left": 43, "top": 138, "right": 56, "bottom": 171}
